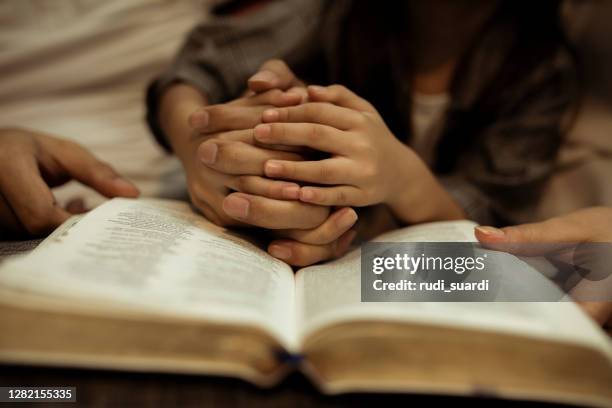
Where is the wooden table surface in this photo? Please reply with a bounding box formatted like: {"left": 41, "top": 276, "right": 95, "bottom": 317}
{"left": 0, "top": 364, "right": 577, "bottom": 408}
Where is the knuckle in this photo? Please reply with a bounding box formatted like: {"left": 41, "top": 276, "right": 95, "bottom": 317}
{"left": 266, "top": 89, "right": 284, "bottom": 103}
{"left": 318, "top": 161, "right": 335, "bottom": 183}
{"left": 356, "top": 193, "right": 371, "bottom": 207}
{"left": 362, "top": 111, "right": 377, "bottom": 121}
{"left": 352, "top": 188, "right": 372, "bottom": 207}
{"left": 191, "top": 193, "right": 233, "bottom": 227}
{"left": 335, "top": 189, "right": 348, "bottom": 205}
{"left": 212, "top": 131, "right": 234, "bottom": 142}
{"left": 303, "top": 103, "right": 320, "bottom": 118}
{"left": 276, "top": 107, "right": 289, "bottom": 122}
{"left": 269, "top": 88, "right": 283, "bottom": 98}
{"left": 312, "top": 205, "right": 330, "bottom": 225}
{"left": 362, "top": 143, "right": 377, "bottom": 157}
{"left": 204, "top": 105, "right": 225, "bottom": 124}
{"left": 329, "top": 84, "right": 347, "bottom": 94}
{"left": 316, "top": 225, "right": 336, "bottom": 245}
{"left": 202, "top": 105, "right": 217, "bottom": 118}
{"left": 91, "top": 161, "right": 116, "bottom": 180}
{"left": 307, "top": 124, "right": 322, "bottom": 144}
{"left": 361, "top": 162, "right": 378, "bottom": 180}
{"left": 244, "top": 198, "right": 267, "bottom": 222}
{"left": 217, "top": 142, "right": 243, "bottom": 169}
{"left": 351, "top": 138, "right": 370, "bottom": 153}
{"left": 271, "top": 123, "right": 286, "bottom": 140}
{"left": 256, "top": 89, "right": 281, "bottom": 105}
{"left": 267, "top": 181, "right": 283, "bottom": 197}
{"left": 190, "top": 181, "right": 209, "bottom": 202}
{"left": 353, "top": 112, "right": 369, "bottom": 127}
{"left": 290, "top": 245, "right": 315, "bottom": 267}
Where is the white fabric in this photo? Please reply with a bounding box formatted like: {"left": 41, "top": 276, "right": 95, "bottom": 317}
{"left": 0, "top": 0, "right": 208, "bottom": 207}
{"left": 410, "top": 91, "right": 450, "bottom": 165}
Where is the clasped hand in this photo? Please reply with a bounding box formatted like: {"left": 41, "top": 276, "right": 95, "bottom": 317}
{"left": 187, "top": 60, "right": 462, "bottom": 266}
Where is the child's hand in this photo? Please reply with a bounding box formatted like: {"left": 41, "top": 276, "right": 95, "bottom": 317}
{"left": 268, "top": 207, "right": 358, "bottom": 266}
{"left": 253, "top": 85, "right": 464, "bottom": 224}
{"left": 161, "top": 84, "right": 329, "bottom": 229}
{"left": 0, "top": 128, "right": 139, "bottom": 237}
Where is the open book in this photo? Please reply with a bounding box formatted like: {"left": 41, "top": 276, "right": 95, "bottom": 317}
{"left": 0, "top": 198, "right": 610, "bottom": 406}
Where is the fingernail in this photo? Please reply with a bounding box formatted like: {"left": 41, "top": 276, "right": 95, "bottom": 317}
{"left": 249, "top": 70, "right": 277, "bottom": 84}
{"left": 223, "top": 195, "right": 250, "bottom": 219}
{"left": 281, "top": 184, "right": 300, "bottom": 199}
{"left": 265, "top": 161, "right": 283, "bottom": 176}
{"left": 199, "top": 142, "right": 218, "bottom": 165}
{"left": 475, "top": 226, "right": 505, "bottom": 238}
{"left": 254, "top": 124, "right": 271, "bottom": 140}
{"left": 336, "top": 208, "right": 358, "bottom": 230}
{"left": 269, "top": 244, "right": 292, "bottom": 261}
{"left": 189, "top": 110, "right": 209, "bottom": 129}
{"left": 308, "top": 85, "right": 326, "bottom": 94}
{"left": 300, "top": 188, "right": 315, "bottom": 201}
{"left": 262, "top": 109, "right": 280, "bottom": 122}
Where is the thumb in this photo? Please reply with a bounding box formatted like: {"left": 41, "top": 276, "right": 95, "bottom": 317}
{"left": 54, "top": 140, "right": 140, "bottom": 198}
{"left": 248, "top": 59, "right": 302, "bottom": 93}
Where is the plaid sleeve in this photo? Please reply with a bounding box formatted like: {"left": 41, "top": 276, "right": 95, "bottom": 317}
{"left": 146, "top": 0, "right": 325, "bottom": 152}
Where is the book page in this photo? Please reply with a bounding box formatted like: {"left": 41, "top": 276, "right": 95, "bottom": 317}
{"left": 0, "top": 198, "right": 297, "bottom": 349}
{"left": 295, "top": 220, "right": 612, "bottom": 357}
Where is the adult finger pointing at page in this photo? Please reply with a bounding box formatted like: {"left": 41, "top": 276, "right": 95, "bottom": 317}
{"left": 475, "top": 207, "right": 612, "bottom": 328}
{"left": 0, "top": 128, "right": 139, "bottom": 237}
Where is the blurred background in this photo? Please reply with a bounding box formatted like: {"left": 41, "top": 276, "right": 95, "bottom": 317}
{"left": 0, "top": 0, "right": 611, "bottom": 221}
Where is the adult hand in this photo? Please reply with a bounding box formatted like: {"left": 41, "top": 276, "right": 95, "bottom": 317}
{"left": 475, "top": 207, "right": 612, "bottom": 328}
{"left": 0, "top": 128, "right": 139, "bottom": 237}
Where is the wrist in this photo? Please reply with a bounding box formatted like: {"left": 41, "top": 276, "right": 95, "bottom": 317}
{"left": 159, "top": 83, "right": 208, "bottom": 160}
{"left": 387, "top": 147, "right": 465, "bottom": 224}
{"left": 385, "top": 144, "right": 421, "bottom": 209}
